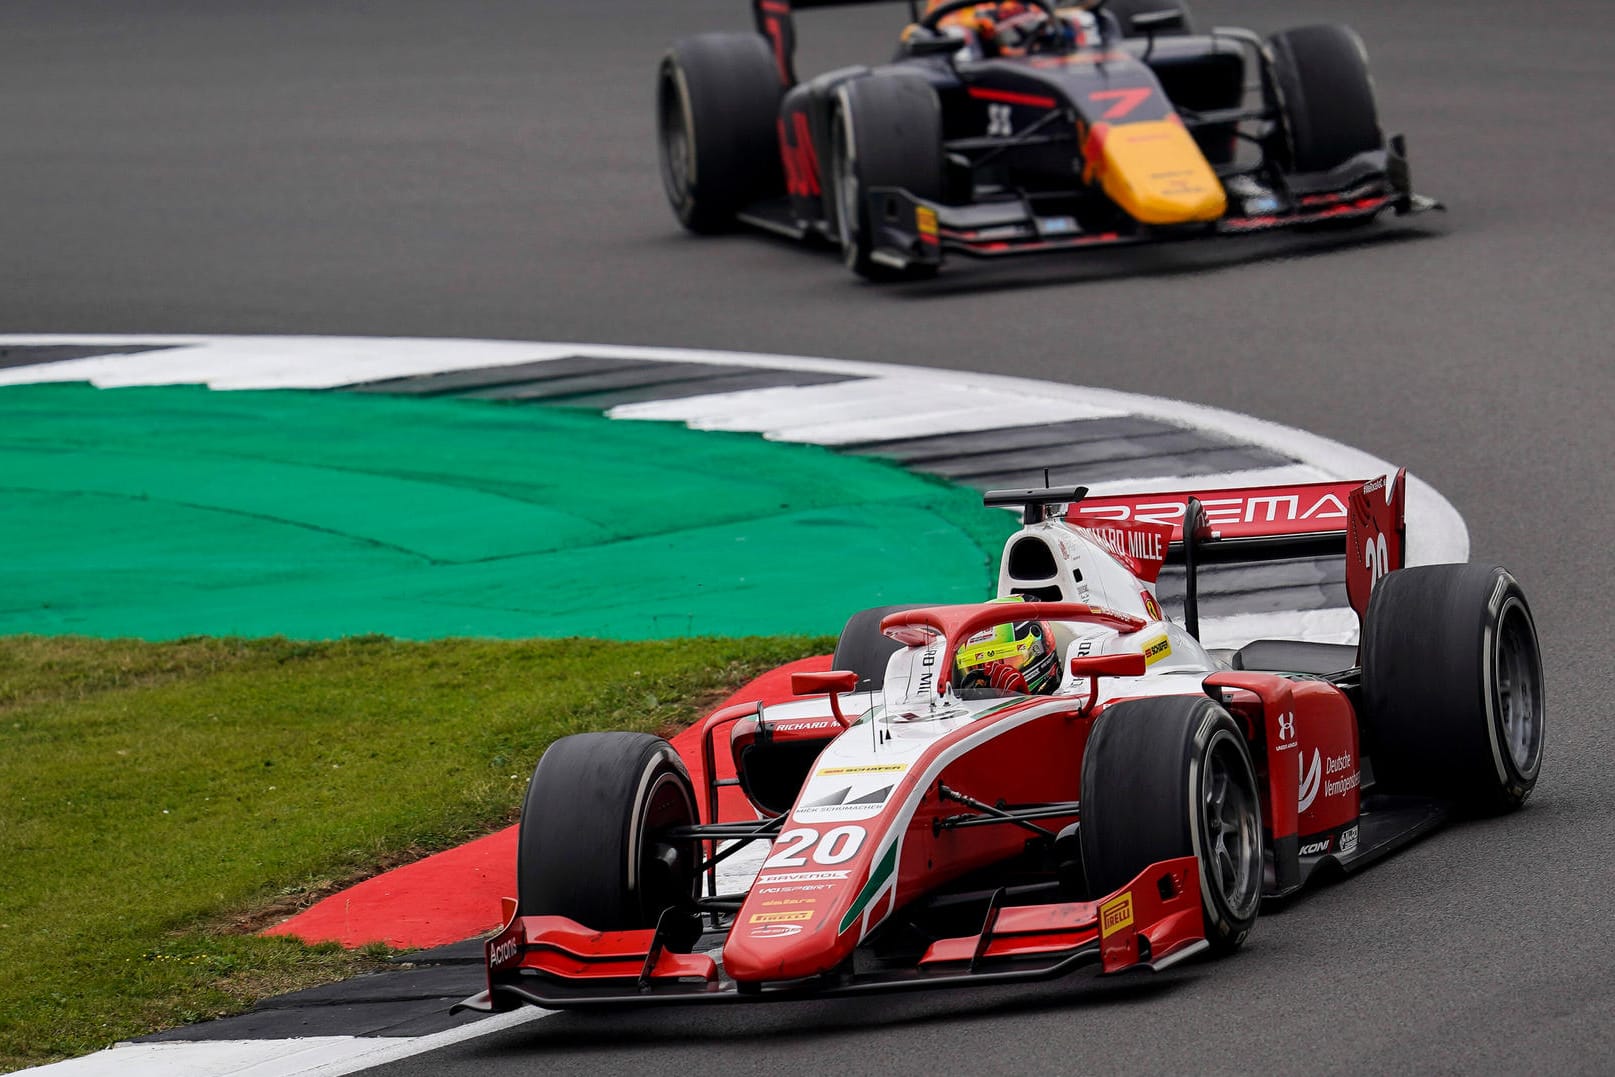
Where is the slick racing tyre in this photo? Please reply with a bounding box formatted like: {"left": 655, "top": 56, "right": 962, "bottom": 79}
{"left": 1360, "top": 564, "right": 1545, "bottom": 814}
{"left": 517, "top": 732, "right": 701, "bottom": 947}
{"left": 1081, "top": 696, "right": 1262, "bottom": 954}
{"left": 1266, "top": 24, "right": 1383, "bottom": 174}
{"left": 657, "top": 33, "right": 784, "bottom": 234}
{"left": 829, "top": 75, "right": 944, "bottom": 281}
{"left": 1102, "top": 0, "right": 1194, "bottom": 36}
{"left": 832, "top": 604, "right": 925, "bottom": 691}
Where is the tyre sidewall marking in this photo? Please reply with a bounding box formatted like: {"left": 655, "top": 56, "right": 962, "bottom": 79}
{"left": 1187, "top": 708, "right": 1223, "bottom": 933}
{"left": 625, "top": 747, "right": 685, "bottom": 897}
{"left": 1483, "top": 584, "right": 1542, "bottom": 789}
{"left": 1189, "top": 714, "right": 1261, "bottom": 936}
{"left": 1186, "top": 709, "right": 1215, "bottom": 930}
{"left": 832, "top": 88, "right": 859, "bottom": 267}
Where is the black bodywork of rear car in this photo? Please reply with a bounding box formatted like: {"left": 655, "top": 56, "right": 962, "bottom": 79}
{"left": 657, "top": 0, "right": 1441, "bottom": 278}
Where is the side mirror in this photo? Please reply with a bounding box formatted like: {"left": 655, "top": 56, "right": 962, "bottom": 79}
{"left": 903, "top": 30, "right": 962, "bottom": 57}
{"left": 1069, "top": 654, "right": 1147, "bottom": 679}
{"left": 791, "top": 670, "right": 861, "bottom": 727}
{"left": 1069, "top": 653, "right": 1146, "bottom": 717}
{"left": 1131, "top": 9, "right": 1186, "bottom": 33}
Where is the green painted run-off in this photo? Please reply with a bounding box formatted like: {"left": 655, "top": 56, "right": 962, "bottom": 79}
{"left": 0, "top": 383, "right": 1016, "bottom": 640}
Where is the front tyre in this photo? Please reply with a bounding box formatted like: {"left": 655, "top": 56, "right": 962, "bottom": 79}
{"left": 1361, "top": 564, "right": 1545, "bottom": 813}
{"left": 1266, "top": 24, "right": 1383, "bottom": 174}
{"left": 829, "top": 76, "right": 944, "bottom": 281}
{"left": 1081, "top": 696, "right": 1262, "bottom": 954}
{"left": 657, "top": 33, "right": 785, "bottom": 234}
{"left": 516, "top": 732, "right": 701, "bottom": 946}
{"left": 831, "top": 604, "right": 925, "bottom": 691}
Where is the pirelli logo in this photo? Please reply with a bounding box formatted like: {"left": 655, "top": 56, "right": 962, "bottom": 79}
{"left": 1099, "top": 893, "right": 1134, "bottom": 938}
{"left": 749, "top": 911, "right": 814, "bottom": 924}
{"left": 1142, "top": 636, "right": 1172, "bottom": 666}
{"left": 916, "top": 206, "right": 939, "bottom": 237}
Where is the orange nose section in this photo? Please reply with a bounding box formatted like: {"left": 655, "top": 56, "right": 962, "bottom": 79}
{"left": 1086, "top": 120, "right": 1227, "bottom": 225}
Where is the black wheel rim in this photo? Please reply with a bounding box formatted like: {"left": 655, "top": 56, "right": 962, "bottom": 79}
{"left": 1202, "top": 731, "right": 1261, "bottom": 920}
{"left": 1494, "top": 597, "right": 1544, "bottom": 776}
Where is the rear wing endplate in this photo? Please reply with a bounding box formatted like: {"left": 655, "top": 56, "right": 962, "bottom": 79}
{"left": 753, "top": 0, "right": 918, "bottom": 85}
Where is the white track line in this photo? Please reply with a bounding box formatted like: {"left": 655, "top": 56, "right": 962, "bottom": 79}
{"left": 611, "top": 376, "right": 1123, "bottom": 441}
{"left": 21, "top": 1007, "right": 552, "bottom": 1077}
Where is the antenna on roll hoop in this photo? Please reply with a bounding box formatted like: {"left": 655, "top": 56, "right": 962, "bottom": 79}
{"left": 983, "top": 483, "right": 1089, "bottom": 526}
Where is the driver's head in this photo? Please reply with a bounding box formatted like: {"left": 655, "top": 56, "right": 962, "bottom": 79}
{"left": 920, "top": 1, "right": 1077, "bottom": 57}
{"left": 969, "top": 1, "right": 1028, "bottom": 40}
{"left": 927, "top": 1, "right": 1029, "bottom": 41}
{"left": 953, "top": 618, "right": 1061, "bottom": 695}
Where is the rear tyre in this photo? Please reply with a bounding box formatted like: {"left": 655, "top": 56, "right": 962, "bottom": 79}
{"left": 1102, "top": 0, "right": 1194, "bottom": 37}
{"left": 829, "top": 76, "right": 944, "bottom": 281}
{"left": 1360, "top": 564, "right": 1545, "bottom": 813}
{"left": 657, "top": 33, "right": 785, "bottom": 234}
{"left": 831, "top": 604, "right": 926, "bottom": 691}
{"left": 1081, "top": 696, "right": 1262, "bottom": 954}
{"left": 517, "top": 732, "right": 701, "bottom": 947}
{"left": 1266, "top": 24, "right": 1383, "bottom": 173}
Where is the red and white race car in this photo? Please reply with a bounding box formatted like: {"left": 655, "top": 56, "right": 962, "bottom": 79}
{"left": 457, "top": 472, "right": 1543, "bottom": 1009}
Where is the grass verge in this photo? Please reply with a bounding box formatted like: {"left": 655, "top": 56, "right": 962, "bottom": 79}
{"left": 0, "top": 633, "right": 829, "bottom": 1072}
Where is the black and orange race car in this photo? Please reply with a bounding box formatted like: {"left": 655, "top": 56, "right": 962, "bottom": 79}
{"left": 656, "top": 0, "right": 1441, "bottom": 279}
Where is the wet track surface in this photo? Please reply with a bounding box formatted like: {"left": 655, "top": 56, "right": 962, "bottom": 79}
{"left": 4, "top": 1, "right": 1615, "bottom": 1073}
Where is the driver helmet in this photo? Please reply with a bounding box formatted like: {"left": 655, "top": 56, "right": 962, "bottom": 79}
{"left": 929, "top": 1, "right": 1067, "bottom": 56}
{"left": 953, "top": 618, "right": 1061, "bottom": 695}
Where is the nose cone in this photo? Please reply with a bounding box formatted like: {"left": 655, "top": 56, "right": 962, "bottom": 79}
{"left": 1088, "top": 120, "right": 1227, "bottom": 225}
{"left": 723, "top": 841, "right": 900, "bottom": 985}
{"left": 723, "top": 909, "right": 851, "bottom": 984}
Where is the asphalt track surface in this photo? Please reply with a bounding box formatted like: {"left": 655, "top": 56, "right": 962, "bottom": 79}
{"left": 4, "top": 1, "right": 1614, "bottom": 1074}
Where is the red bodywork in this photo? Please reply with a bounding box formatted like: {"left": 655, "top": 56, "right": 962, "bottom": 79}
{"left": 466, "top": 602, "right": 1234, "bottom": 1007}
{"left": 460, "top": 475, "right": 1410, "bottom": 1011}
{"left": 467, "top": 637, "right": 1357, "bottom": 1007}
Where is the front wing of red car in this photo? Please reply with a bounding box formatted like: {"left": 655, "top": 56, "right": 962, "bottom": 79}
{"left": 453, "top": 855, "right": 1204, "bottom": 1011}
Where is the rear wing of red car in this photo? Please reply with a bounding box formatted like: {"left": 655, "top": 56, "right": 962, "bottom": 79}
{"left": 1069, "top": 471, "right": 1407, "bottom": 639}
{"left": 752, "top": 0, "right": 917, "bottom": 85}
